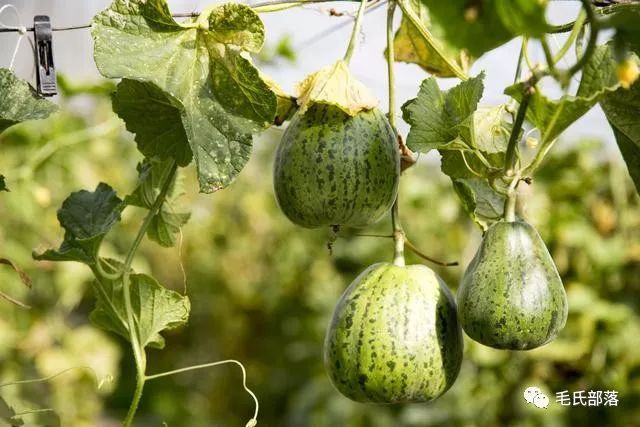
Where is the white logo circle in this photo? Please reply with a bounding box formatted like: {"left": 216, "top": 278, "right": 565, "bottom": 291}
{"left": 524, "top": 386, "right": 542, "bottom": 404}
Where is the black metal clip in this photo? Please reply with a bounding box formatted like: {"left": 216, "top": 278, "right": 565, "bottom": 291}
{"left": 33, "top": 15, "right": 57, "bottom": 96}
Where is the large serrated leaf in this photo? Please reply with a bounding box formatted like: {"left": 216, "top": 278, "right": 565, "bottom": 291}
{"left": 112, "top": 79, "right": 192, "bottom": 166}
{"left": 92, "top": 0, "right": 277, "bottom": 192}
{"left": 453, "top": 178, "right": 506, "bottom": 226}
{"left": 34, "top": 183, "right": 124, "bottom": 265}
{"left": 90, "top": 260, "right": 190, "bottom": 349}
{"left": 417, "top": 0, "right": 547, "bottom": 58}
{"left": 403, "top": 74, "right": 508, "bottom": 227}
{"left": 402, "top": 73, "right": 484, "bottom": 153}
{"left": 0, "top": 68, "right": 58, "bottom": 134}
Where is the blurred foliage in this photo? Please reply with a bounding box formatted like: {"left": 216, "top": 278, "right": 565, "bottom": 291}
{"left": 257, "top": 34, "right": 297, "bottom": 65}
{"left": 0, "top": 80, "right": 639, "bottom": 427}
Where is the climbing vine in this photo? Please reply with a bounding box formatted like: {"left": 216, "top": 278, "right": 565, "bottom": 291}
{"left": 1, "top": 0, "right": 639, "bottom": 425}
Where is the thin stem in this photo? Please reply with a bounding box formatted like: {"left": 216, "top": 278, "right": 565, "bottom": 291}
{"left": 386, "top": 1, "right": 397, "bottom": 130}
{"left": 385, "top": 0, "right": 404, "bottom": 267}
{"left": 522, "top": 98, "right": 567, "bottom": 175}
{"left": 460, "top": 151, "right": 486, "bottom": 178}
{"left": 541, "top": 38, "right": 558, "bottom": 76}
{"left": 504, "top": 86, "right": 533, "bottom": 177}
{"left": 397, "top": 0, "right": 467, "bottom": 80}
{"left": 522, "top": 37, "right": 535, "bottom": 72}
{"left": 566, "top": 0, "right": 599, "bottom": 78}
{"left": 146, "top": 360, "right": 259, "bottom": 425}
{"left": 122, "top": 160, "right": 178, "bottom": 427}
{"left": 403, "top": 238, "right": 459, "bottom": 267}
{"left": 391, "top": 201, "right": 405, "bottom": 266}
{"left": 553, "top": 10, "right": 587, "bottom": 63}
{"left": 122, "top": 275, "right": 146, "bottom": 427}
{"left": 503, "top": 171, "right": 522, "bottom": 222}
{"left": 343, "top": 0, "right": 368, "bottom": 64}
{"left": 123, "top": 162, "right": 178, "bottom": 270}
{"left": 513, "top": 38, "right": 525, "bottom": 85}
{"left": 95, "top": 257, "right": 122, "bottom": 281}
{"left": 0, "top": 366, "right": 102, "bottom": 389}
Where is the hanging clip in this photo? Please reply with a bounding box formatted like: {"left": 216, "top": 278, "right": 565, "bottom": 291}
{"left": 33, "top": 15, "right": 57, "bottom": 96}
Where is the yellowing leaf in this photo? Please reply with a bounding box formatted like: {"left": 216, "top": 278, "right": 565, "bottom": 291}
{"left": 261, "top": 73, "right": 297, "bottom": 125}
{"left": 295, "top": 60, "right": 378, "bottom": 116}
{"left": 394, "top": 0, "right": 472, "bottom": 77}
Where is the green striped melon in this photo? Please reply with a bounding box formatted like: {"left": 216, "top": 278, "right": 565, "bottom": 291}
{"left": 324, "top": 263, "right": 463, "bottom": 403}
{"left": 273, "top": 104, "right": 400, "bottom": 228}
{"left": 457, "top": 220, "right": 568, "bottom": 350}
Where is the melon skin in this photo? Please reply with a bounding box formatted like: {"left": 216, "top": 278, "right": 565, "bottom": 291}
{"left": 324, "top": 263, "right": 463, "bottom": 403}
{"left": 457, "top": 221, "right": 568, "bottom": 350}
{"left": 273, "top": 104, "right": 400, "bottom": 228}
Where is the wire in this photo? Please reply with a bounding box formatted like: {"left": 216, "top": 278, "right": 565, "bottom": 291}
{"left": 295, "top": 0, "right": 386, "bottom": 51}
{"left": 0, "top": 12, "right": 199, "bottom": 33}
{"left": 0, "top": 1, "right": 389, "bottom": 34}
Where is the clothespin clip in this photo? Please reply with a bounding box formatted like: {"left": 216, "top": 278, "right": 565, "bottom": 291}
{"left": 33, "top": 15, "right": 57, "bottom": 96}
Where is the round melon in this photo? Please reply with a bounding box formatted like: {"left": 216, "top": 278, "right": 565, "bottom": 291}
{"left": 324, "top": 263, "right": 463, "bottom": 403}
{"left": 273, "top": 104, "right": 400, "bottom": 228}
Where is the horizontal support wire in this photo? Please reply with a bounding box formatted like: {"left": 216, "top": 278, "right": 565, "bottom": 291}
{"left": 2, "top": 0, "right": 633, "bottom": 33}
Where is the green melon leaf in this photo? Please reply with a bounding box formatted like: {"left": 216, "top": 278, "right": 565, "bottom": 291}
{"left": 455, "top": 106, "right": 512, "bottom": 154}
{"left": 403, "top": 73, "right": 509, "bottom": 227}
{"left": 600, "top": 78, "right": 640, "bottom": 194}
{"left": 394, "top": 0, "right": 471, "bottom": 78}
{"left": 494, "top": 0, "right": 549, "bottom": 38}
{"left": 92, "top": 0, "right": 277, "bottom": 193}
{"left": 0, "top": 68, "right": 58, "bottom": 134}
{"left": 453, "top": 178, "right": 506, "bottom": 227}
{"left": 112, "top": 79, "right": 192, "bottom": 167}
{"left": 33, "top": 183, "right": 124, "bottom": 265}
{"left": 505, "top": 44, "right": 621, "bottom": 144}
{"left": 402, "top": 73, "right": 484, "bottom": 153}
{"left": 440, "top": 150, "right": 504, "bottom": 180}
{"left": 90, "top": 259, "right": 190, "bottom": 349}
{"left": 125, "top": 159, "right": 191, "bottom": 248}
{"left": 416, "top": 0, "right": 547, "bottom": 58}
{"left": 0, "top": 175, "right": 7, "bottom": 192}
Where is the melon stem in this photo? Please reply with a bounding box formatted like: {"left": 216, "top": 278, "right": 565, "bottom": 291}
{"left": 392, "top": 201, "right": 406, "bottom": 267}
{"left": 503, "top": 171, "right": 521, "bottom": 222}
{"left": 343, "top": 0, "right": 368, "bottom": 65}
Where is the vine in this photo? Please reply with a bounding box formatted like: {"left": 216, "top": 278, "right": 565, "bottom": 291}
{"left": 1, "top": 0, "right": 639, "bottom": 424}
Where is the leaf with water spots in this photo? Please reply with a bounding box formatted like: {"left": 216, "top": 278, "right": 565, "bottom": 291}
{"left": 0, "top": 67, "right": 58, "bottom": 134}
{"left": 92, "top": 0, "right": 277, "bottom": 192}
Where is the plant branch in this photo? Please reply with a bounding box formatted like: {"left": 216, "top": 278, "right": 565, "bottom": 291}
{"left": 504, "top": 84, "right": 534, "bottom": 177}
{"left": 343, "top": 0, "right": 368, "bottom": 64}
{"left": 122, "top": 160, "right": 178, "bottom": 427}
